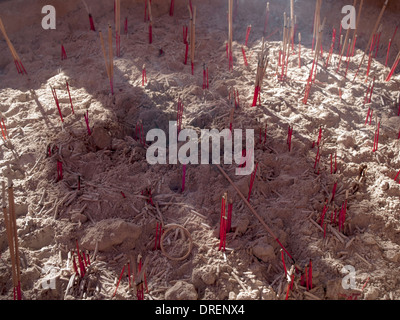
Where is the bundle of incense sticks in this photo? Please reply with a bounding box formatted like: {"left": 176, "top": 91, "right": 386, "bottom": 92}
{"left": 385, "top": 48, "right": 400, "bottom": 82}
{"left": 142, "top": 64, "right": 147, "bottom": 86}
{"left": 188, "top": 5, "right": 196, "bottom": 75}
{"left": 169, "top": 0, "right": 175, "bottom": 16}
{"left": 115, "top": 0, "right": 121, "bottom": 57}
{"left": 263, "top": 2, "right": 270, "bottom": 35}
{"left": 303, "top": 10, "right": 325, "bottom": 104}
{"left": 340, "top": 0, "right": 357, "bottom": 60}
{"left": 280, "top": 2, "right": 295, "bottom": 81}
{"left": 84, "top": 110, "right": 91, "bottom": 135}
{"left": 177, "top": 98, "right": 184, "bottom": 135}
{"left": 51, "top": 86, "right": 64, "bottom": 123}
{"left": 142, "top": 188, "right": 154, "bottom": 206}
{"left": 385, "top": 25, "right": 398, "bottom": 67}
{"left": 287, "top": 125, "right": 293, "bottom": 152}
{"left": 66, "top": 80, "right": 74, "bottom": 114}
{"left": 252, "top": 38, "right": 268, "bottom": 106}
{"left": 0, "top": 18, "right": 27, "bottom": 75}
{"left": 182, "top": 164, "right": 186, "bottom": 192}
{"left": 2, "top": 179, "right": 22, "bottom": 300}
{"left": 154, "top": 222, "right": 163, "bottom": 250}
{"left": 216, "top": 164, "right": 295, "bottom": 263}
{"left": 353, "top": 0, "right": 389, "bottom": 82}
{"left": 146, "top": 0, "right": 153, "bottom": 44}
{"left": 99, "top": 25, "right": 114, "bottom": 95}
{"left": 82, "top": 0, "right": 96, "bottom": 31}
{"left": 202, "top": 63, "right": 209, "bottom": 89}
{"left": 316, "top": 126, "right": 322, "bottom": 146}
{"left": 61, "top": 45, "right": 67, "bottom": 60}
{"left": 228, "top": 0, "right": 233, "bottom": 71}
{"left": 247, "top": 162, "right": 258, "bottom": 201}
{"left": 218, "top": 193, "right": 227, "bottom": 252}
{"left": 0, "top": 118, "right": 7, "bottom": 141}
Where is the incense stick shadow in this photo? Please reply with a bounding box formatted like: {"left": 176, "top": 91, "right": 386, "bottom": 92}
{"left": 30, "top": 90, "right": 55, "bottom": 131}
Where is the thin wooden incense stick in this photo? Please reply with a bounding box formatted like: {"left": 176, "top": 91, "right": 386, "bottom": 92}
{"left": 66, "top": 80, "right": 74, "bottom": 114}
{"left": 99, "top": 28, "right": 114, "bottom": 95}
{"left": 115, "top": 0, "right": 121, "bottom": 57}
{"left": 263, "top": 2, "right": 270, "bottom": 36}
{"left": 252, "top": 38, "right": 268, "bottom": 106}
{"left": 188, "top": 5, "right": 196, "bottom": 74}
{"left": 228, "top": 0, "right": 233, "bottom": 71}
{"left": 350, "top": 0, "right": 363, "bottom": 57}
{"left": 0, "top": 18, "right": 27, "bottom": 75}
{"left": 2, "top": 181, "right": 17, "bottom": 299}
{"left": 148, "top": 0, "right": 153, "bottom": 44}
{"left": 353, "top": 0, "right": 389, "bottom": 82}
{"left": 7, "top": 178, "right": 22, "bottom": 299}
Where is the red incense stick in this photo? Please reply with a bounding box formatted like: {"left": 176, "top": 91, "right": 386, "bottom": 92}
{"left": 386, "top": 54, "right": 400, "bottom": 82}
{"left": 51, "top": 87, "right": 64, "bottom": 123}
{"left": 245, "top": 25, "right": 251, "bottom": 47}
{"left": 242, "top": 47, "right": 248, "bottom": 66}
{"left": 308, "top": 259, "right": 313, "bottom": 290}
{"left": 61, "top": 45, "right": 67, "bottom": 60}
{"left": 385, "top": 25, "right": 398, "bottom": 67}
{"left": 394, "top": 170, "right": 400, "bottom": 182}
{"left": 149, "top": 25, "right": 152, "bottom": 44}
{"left": 169, "top": 0, "right": 174, "bottom": 16}
{"left": 113, "top": 265, "right": 126, "bottom": 297}
{"left": 0, "top": 119, "right": 7, "bottom": 140}
{"left": 57, "top": 161, "right": 63, "bottom": 182}
{"left": 247, "top": 162, "right": 258, "bottom": 201}
{"left": 142, "top": 65, "right": 147, "bottom": 86}
{"left": 124, "top": 17, "right": 128, "bottom": 35}
{"left": 66, "top": 81, "right": 74, "bottom": 114}
{"left": 84, "top": 110, "right": 91, "bottom": 135}
{"left": 89, "top": 14, "right": 96, "bottom": 31}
